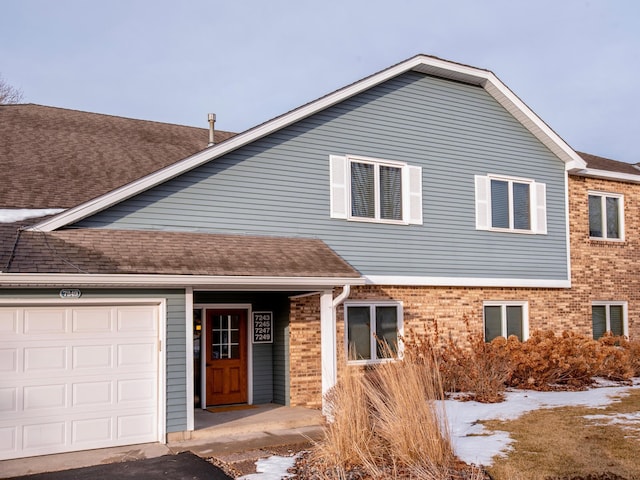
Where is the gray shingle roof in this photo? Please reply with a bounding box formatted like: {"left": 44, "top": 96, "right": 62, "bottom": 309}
{"left": 0, "top": 104, "right": 235, "bottom": 209}
{"left": 2, "top": 228, "right": 360, "bottom": 278}
{"left": 578, "top": 151, "right": 640, "bottom": 175}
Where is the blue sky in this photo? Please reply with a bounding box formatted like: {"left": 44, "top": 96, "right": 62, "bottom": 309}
{"left": 2, "top": 0, "right": 639, "bottom": 163}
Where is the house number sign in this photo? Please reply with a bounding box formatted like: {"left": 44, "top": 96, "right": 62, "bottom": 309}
{"left": 252, "top": 311, "right": 273, "bottom": 344}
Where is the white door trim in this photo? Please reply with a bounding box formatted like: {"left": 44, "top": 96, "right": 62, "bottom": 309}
{"left": 194, "top": 304, "right": 253, "bottom": 413}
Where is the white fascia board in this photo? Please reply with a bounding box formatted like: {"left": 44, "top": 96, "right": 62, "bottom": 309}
{"left": 571, "top": 168, "right": 640, "bottom": 184}
{"left": 0, "top": 273, "right": 366, "bottom": 289}
{"left": 29, "top": 55, "right": 584, "bottom": 232}
{"left": 364, "top": 275, "right": 570, "bottom": 288}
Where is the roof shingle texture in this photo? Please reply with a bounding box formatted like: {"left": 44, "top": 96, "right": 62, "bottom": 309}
{"left": 3, "top": 228, "right": 360, "bottom": 278}
{"left": 0, "top": 104, "right": 235, "bottom": 209}
{"left": 578, "top": 151, "right": 640, "bottom": 175}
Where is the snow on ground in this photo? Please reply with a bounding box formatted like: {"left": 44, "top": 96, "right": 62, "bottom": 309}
{"left": 240, "top": 380, "right": 639, "bottom": 479}
{"left": 238, "top": 453, "right": 301, "bottom": 479}
{"left": 444, "top": 380, "right": 638, "bottom": 465}
{"left": 0, "top": 208, "right": 64, "bottom": 223}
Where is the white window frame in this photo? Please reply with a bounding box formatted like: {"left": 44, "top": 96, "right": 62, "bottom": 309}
{"left": 591, "top": 301, "right": 628, "bottom": 338}
{"left": 344, "top": 301, "right": 404, "bottom": 365}
{"left": 483, "top": 301, "right": 529, "bottom": 341}
{"left": 475, "top": 174, "right": 547, "bottom": 234}
{"left": 588, "top": 191, "right": 625, "bottom": 241}
{"left": 330, "top": 155, "right": 422, "bottom": 225}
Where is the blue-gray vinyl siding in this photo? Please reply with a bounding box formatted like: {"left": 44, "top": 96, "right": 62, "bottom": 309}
{"left": 0, "top": 289, "right": 187, "bottom": 433}
{"left": 76, "top": 71, "right": 568, "bottom": 280}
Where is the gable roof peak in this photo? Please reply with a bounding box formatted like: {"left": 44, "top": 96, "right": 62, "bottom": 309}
{"left": 29, "top": 54, "right": 586, "bottom": 232}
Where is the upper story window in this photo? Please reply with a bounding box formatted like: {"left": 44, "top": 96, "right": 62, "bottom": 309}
{"left": 345, "top": 302, "right": 403, "bottom": 364}
{"left": 588, "top": 192, "right": 624, "bottom": 240}
{"left": 592, "top": 302, "right": 627, "bottom": 338}
{"left": 330, "top": 155, "right": 423, "bottom": 225}
{"left": 475, "top": 175, "right": 547, "bottom": 234}
{"left": 484, "top": 301, "right": 528, "bottom": 342}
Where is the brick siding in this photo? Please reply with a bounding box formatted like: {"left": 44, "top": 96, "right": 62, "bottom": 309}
{"left": 288, "top": 175, "right": 640, "bottom": 408}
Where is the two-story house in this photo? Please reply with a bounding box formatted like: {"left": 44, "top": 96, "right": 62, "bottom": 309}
{"left": 1, "top": 54, "right": 638, "bottom": 461}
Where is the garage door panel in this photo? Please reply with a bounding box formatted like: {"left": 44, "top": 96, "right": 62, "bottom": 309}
{"left": 72, "top": 381, "right": 113, "bottom": 407}
{"left": 24, "top": 346, "right": 68, "bottom": 372}
{"left": 0, "top": 309, "right": 19, "bottom": 334}
{"left": 117, "top": 343, "right": 155, "bottom": 368}
{"left": 118, "top": 413, "right": 155, "bottom": 441}
{"left": 0, "top": 426, "right": 17, "bottom": 453}
{"left": 73, "top": 345, "right": 113, "bottom": 369}
{"left": 72, "top": 308, "right": 114, "bottom": 333}
{"left": 24, "top": 309, "right": 68, "bottom": 334}
{"left": 0, "top": 387, "right": 17, "bottom": 413}
{"left": 72, "top": 417, "right": 113, "bottom": 444}
{"left": 23, "top": 421, "right": 66, "bottom": 449}
{"left": 24, "top": 384, "right": 67, "bottom": 411}
{"left": 0, "top": 304, "right": 160, "bottom": 460}
{"left": 0, "top": 349, "right": 17, "bottom": 372}
{"left": 118, "top": 307, "right": 157, "bottom": 333}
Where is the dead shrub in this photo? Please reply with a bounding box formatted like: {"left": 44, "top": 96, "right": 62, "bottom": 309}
{"left": 403, "top": 320, "right": 511, "bottom": 403}
{"left": 310, "top": 347, "right": 463, "bottom": 479}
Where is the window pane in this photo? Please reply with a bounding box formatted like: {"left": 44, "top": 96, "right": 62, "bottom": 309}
{"left": 609, "top": 305, "right": 624, "bottom": 336}
{"left": 347, "top": 306, "right": 371, "bottom": 360}
{"left": 589, "top": 195, "right": 603, "bottom": 237}
{"left": 484, "top": 306, "right": 502, "bottom": 341}
{"left": 375, "top": 306, "right": 398, "bottom": 358}
{"left": 491, "top": 180, "right": 509, "bottom": 228}
{"left": 506, "top": 306, "right": 523, "bottom": 340}
{"left": 606, "top": 197, "right": 620, "bottom": 239}
{"left": 513, "top": 183, "right": 530, "bottom": 230}
{"left": 351, "top": 162, "right": 375, "bottom": 218}
{"left": 380, "top": 166, "right": 402, "bottom": 220}
{"left": 592, "top": 305, "right": 606, "bottom": 339}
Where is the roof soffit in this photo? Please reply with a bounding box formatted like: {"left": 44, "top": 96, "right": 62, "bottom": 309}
{"left": 30, "top": 54, "right": 585, "bottom": 232}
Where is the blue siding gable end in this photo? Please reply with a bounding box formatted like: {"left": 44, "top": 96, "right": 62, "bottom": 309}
{"left": 76, "top": 71, "right": 568, "bottom": 283}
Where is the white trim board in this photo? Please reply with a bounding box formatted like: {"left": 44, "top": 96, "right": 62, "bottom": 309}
{"left": 364, "top": 275, "right": 571, "bottom": 288}
{"left": 29, "top": 54, "right": 586, "bottom": 232}
{"left": 0, "top": 273, "right": 365, "bottom": 289}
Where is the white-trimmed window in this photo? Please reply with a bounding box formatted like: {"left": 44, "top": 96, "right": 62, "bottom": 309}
{"left": 592, "top": 302, "right": 627, "bottom": 339}
{"left": 483, "top": 301, "right": 528, "bottom": 342}
{"left": 588, "top": 192, "right": 624, "bottom": 240}
{"left": 345, "top": 302, "right": 403, "bottom": 363}
{"left": 330, "top": 155, "right": 422, "bottom": 225}
{"left": 475, "top": 175, "right": 547, "bottom": 234}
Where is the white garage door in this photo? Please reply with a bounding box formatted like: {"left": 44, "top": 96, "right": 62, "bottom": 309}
{"left": 0, "top": 303, "right": 161, "bottom": 460}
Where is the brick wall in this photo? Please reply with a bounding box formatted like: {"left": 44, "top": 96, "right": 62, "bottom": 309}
{"left": 288, "top": 175, "right": 640, "bottom": 407}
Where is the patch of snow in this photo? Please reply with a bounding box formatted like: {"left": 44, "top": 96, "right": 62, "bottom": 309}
{"left": 0, "top": 208, "right": 64, "bottom": 223}
{"left": 237, "top": 453, "right": 301, "bottom": 480}
{"left": 444, "top": 383, "right": 638, "bottom": 466}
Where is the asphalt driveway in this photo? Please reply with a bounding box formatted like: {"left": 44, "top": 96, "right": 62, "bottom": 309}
{"left": 5, "top": 452, "right": 233, "bottom": 480}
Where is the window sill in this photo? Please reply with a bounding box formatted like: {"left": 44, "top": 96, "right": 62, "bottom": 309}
{"left": 346, "top": 216, "right": 409, "bottom": 226}
{"left": 347, "top": 358, "right": 397, "bottom": 366}
{"left": 589, "top": 237, "right": 625, "bottom": 243}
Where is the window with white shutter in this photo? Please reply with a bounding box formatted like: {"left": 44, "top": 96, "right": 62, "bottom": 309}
{"left": 475, "top": 174, "right": 546, "bottom": 234}
{"left": 330, "top": 155, "right": 422, "bottom": 225}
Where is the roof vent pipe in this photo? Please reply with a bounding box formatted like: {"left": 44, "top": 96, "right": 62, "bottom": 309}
{"left": 207, "top": 113, "right": 216, "bottom": 147}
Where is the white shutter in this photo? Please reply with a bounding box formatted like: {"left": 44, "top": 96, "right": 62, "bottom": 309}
{"left": 329, "top": 155, "right": 348, "bottom": 219}
{"left": 475, "top": 175, "right": 490, "bottom": 230}
{"left": 404, "top": 165, "right": 423, "bottom": 225}
{"left": 533, "top": 182, "right": 547, "bottom": 234}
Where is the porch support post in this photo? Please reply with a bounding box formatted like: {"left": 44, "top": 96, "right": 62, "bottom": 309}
{"left": 320, "top": 289, "right": 336, "bottom": 413}
{"left": 185, "top": 287, "right": 194, "bottom": 431}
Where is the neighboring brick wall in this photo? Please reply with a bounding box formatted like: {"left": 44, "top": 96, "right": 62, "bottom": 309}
{"left": 287, "top": 175, "right": 640, "bottom": 407}
{"left": 289, "top": 295, "right": 323, "bottom": 408}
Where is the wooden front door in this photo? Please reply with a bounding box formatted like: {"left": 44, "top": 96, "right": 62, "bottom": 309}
{"left": 205, "top": 309, "right": 248, "bottom": 406}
